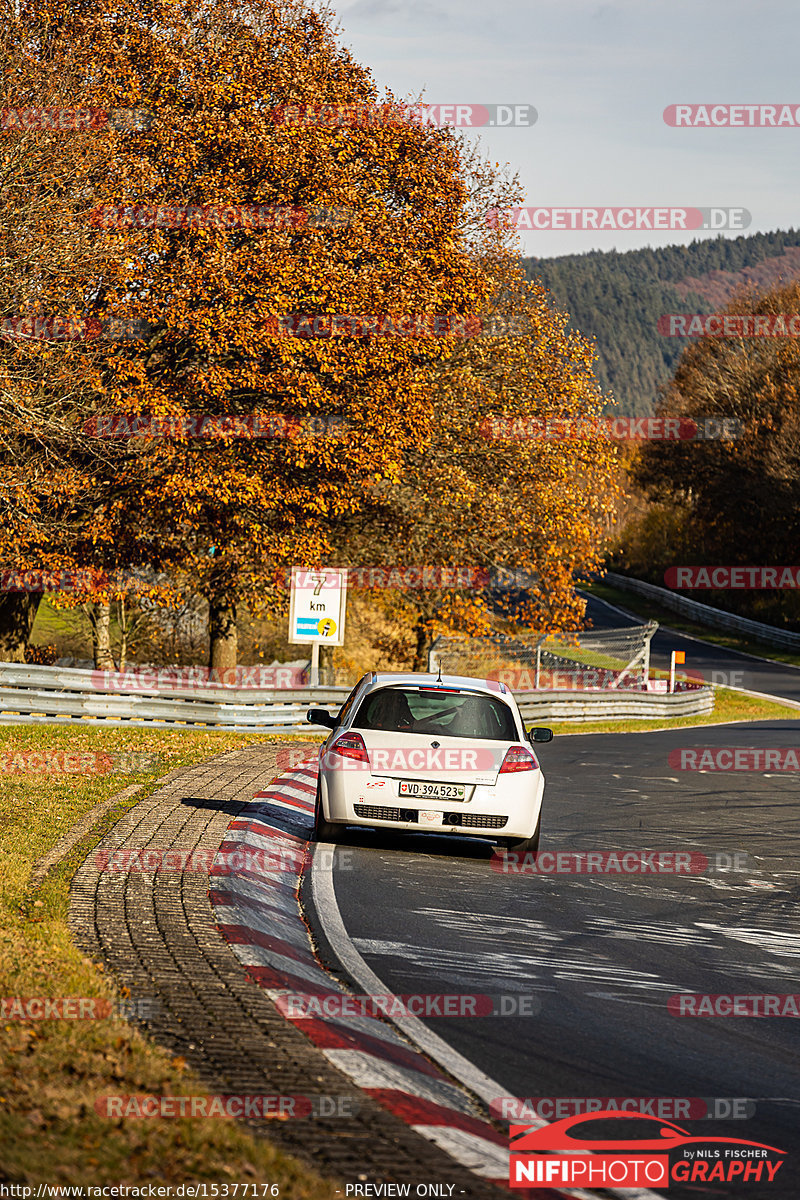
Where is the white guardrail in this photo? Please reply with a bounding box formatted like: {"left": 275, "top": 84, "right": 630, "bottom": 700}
{"left": 0, "top": 661, "right": 713, "bottom": 728}
{"left": 604, "top": 572, "right": 800, "bottom": 651}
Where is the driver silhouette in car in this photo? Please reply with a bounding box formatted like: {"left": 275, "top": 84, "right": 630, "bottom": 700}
{"left": 454, "top": 694, "right": 493, "bottom": 738}
{"left": 365, "top": 690, "right": 415, "bottom": 731}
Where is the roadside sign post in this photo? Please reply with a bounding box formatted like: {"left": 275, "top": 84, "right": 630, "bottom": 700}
{"left": 288, "top": 568, "right": 348, "bottom": 687}
{"left": 669, "top": 649, "right": 685, "bottom": 693}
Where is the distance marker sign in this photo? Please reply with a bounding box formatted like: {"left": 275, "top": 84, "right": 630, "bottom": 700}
{"left": 288, "top": 568, "right": 347, "bottom": 646}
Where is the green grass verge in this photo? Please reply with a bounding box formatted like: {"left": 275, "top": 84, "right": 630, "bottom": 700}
{"left": 583, "top": 580, "right": 800, "bottom": 668}
{"left": 28, "top": 597, "right": 100, "bottom": 658}
{"left": 0, "top": 726, "right": 338, "bottom": 1193}
{"left": 544, "top": 686, "right": 795, "bottom": 736}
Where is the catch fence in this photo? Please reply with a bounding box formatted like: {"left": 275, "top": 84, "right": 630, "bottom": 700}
{"left": 428, "top": 623, "right": 659, "bottom": 691}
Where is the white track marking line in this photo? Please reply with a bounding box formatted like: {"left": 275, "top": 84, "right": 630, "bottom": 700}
{"left": 311, "top": 843, "right": 505, "bottom": 1105}
{"left": 310, "top": 839, "right": 661, "bottom": 1200}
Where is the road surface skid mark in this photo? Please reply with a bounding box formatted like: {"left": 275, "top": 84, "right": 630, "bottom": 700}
{"left": 208, "top": 758, "right": 590, "bottom": 1196}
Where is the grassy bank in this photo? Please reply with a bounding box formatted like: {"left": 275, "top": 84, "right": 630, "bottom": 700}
{"left": 547, "top": 685, "right": 795, "bottom": 736}
{"left": 0, "top": 727, "right": 337, "bottom": 1193}
{"left": 1, "top": 697, "right": 793, "bottom": 1182}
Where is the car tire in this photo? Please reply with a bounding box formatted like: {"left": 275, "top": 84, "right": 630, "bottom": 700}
{"left": 312, "top": 777, "right": 340, "bottom": 842}
{"left": 501, "top": 815, "right": 541, "bottom": 853}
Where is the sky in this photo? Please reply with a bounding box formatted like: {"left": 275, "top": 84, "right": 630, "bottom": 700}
{"left": 326, "top": 0, "right": 800, "bottom": 258}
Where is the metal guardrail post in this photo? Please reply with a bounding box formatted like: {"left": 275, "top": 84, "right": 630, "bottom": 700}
{"left": 533, "top": 634, "right": 547, "bottom": 688}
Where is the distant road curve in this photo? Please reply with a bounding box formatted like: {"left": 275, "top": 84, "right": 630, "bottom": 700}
{"left": 579, "top": 589, "right": 800, "bottom": 708}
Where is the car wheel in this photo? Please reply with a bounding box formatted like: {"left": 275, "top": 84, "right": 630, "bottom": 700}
{"left": 501, "top": 815, "right": 541, "bottom": 853}
{"left": 312, "top": 777, "right": 340, "bottom": 842}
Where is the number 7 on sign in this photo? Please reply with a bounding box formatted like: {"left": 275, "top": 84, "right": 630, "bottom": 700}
{"left": 310, "top": 574, "right": 326, "bottom": 596}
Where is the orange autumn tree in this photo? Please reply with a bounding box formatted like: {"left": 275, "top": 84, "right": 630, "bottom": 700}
{"left": 334, "top": 253, "right": 622, "bottom": 667}
{"left": 619, "top": 282, "right": 800, "bottom": 627}
{"left": 0, "top": 16, "right": 151, "bottom": 659}
{"left": 27, "top": 0, "right": 517, "bottom": 670}
{"left": 3, "top": 0, "right": 619, "bottom": 671}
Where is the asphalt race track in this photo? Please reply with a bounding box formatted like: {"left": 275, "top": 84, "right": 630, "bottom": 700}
{"left": 580, "top": 589, "right": 800, "bottom": 706}
{"left": 75, "top": 602, "right": 800, "bottom": 1199}
{"left": 308, "top": 715, "right": 800, "bottom": 1199}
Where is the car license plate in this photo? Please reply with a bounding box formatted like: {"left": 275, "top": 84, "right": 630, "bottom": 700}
{"left": 419, "top": 810, "right": 444, "bottom": 825}
{"left": 399, "top": 780, "right": 466, "bottom": 800}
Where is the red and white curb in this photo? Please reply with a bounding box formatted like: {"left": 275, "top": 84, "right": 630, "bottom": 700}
{"left": 208, "top": 760, "right": 643, "bottom": 1200}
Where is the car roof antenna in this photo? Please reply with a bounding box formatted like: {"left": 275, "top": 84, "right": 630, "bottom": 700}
{"left": 436, "top": 660, "right": 443, "bottom": 683}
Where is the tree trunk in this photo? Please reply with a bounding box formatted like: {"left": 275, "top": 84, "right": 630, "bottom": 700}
{"left": 89, "top": 600, "right": 114, "bottom": 669}
{"left": 412, "top": 612, "right": 430, "bottom": 672}
{"left": 0, "top": 593, "right": 42, "bottom": 662}
{"left": 208, "top": 597, "right": 238, "bottom": 673}
{"left": 117, "top": 596, "right": 128, "bottom": 670}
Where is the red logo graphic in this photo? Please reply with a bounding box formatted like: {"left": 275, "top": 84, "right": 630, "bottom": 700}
{"left": 510, "top": 1111, "right": 785, "bottom": 1188}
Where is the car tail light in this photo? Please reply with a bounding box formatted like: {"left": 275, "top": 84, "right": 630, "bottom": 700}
{"left": 329, "top": 732, "right": 370, "bottom": 763}
{"left": 499, "top": 746, "right": 538, "bottom": 773}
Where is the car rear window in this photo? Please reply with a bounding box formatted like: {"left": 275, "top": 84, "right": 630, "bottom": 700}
{"left": 351, "top": 687, "right": 518, "bottom": 740}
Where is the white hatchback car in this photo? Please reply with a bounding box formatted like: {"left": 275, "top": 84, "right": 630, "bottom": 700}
{"left": 307, "top": 671, "right": 552, "bottom": 850}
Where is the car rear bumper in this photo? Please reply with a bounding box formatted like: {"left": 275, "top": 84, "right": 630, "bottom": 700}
{"left": 319, "top": 767, "right": 544, "bottom": 840}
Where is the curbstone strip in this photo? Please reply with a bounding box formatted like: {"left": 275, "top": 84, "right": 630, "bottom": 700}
{"left": 69, "top": 743, "right": 514, "bottom": 1194}
{"left": 214, "top": 759, "right": 577, "bottom": 1195}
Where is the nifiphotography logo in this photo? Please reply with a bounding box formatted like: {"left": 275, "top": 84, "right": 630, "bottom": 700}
{"left": 509, "top": 1111, "right": 785, "bottom": 1188}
